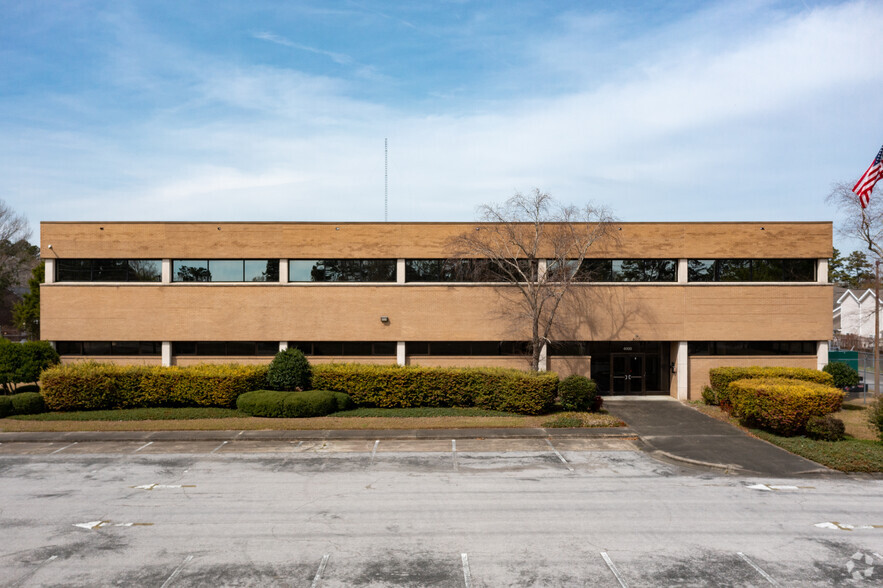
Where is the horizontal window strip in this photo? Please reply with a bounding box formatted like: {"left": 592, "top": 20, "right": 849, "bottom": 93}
{"left": 56, "top": 341, "right": 162, "bottom": 356}
{"left": 288, "top": 342, "right": 396, "bottom": 356}
{"left": 688, "top": 259, "right": 815, "bottom": 282}
{"left": 688, "top": 341, "right": 817, "bottom": 355}
{"left": 406, "top": 341, "right": 530, "bottom": 355}
{"left": 173, "top": 260, "right": 279, "bottom": 282}
{"left": 172, "top": 342, "right": 280, "bottom": 356}
{"left": 289, "top": 260, "right": 396, "bottom": 282}
{"left": 56, "top": 259, "right": 162, "bottom": 282}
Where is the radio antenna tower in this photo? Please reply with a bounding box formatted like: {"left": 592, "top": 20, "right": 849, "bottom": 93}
{"left": 384, "top": 138, "right": 388, "bottom": 222}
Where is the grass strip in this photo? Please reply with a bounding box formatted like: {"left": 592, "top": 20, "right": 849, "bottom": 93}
{"left": 331, "top": 407, "right": 520, "bottom": 418}
{"left": 749, "top": 431, "right": 883, "bottom": 473}
{"left": 9, "top": 407, "right": 245, "bottom": 421}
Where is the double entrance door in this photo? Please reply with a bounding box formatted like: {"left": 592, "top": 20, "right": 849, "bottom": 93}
{"left": 611, "top": 353, "right": 660, "bottom": 395}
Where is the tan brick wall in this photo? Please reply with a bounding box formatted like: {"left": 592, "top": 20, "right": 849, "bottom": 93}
{"left": 60, "top": 355, "right": 162, "bottom": 366}
{"left": 688, "top": 355, "right": 819, "bottom": 400}
{"left": 41, "top": 221, "right": 832, "bottom": 259}
{"left": 408, "top": 356, "right": 529, "bottom": 370}
{"left": 547, "top": 356, "right": 591, "bottom": 378}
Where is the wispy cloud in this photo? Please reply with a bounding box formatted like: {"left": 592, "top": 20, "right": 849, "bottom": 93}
{"left": 252, "top": 31, "right": 354, "bottom": 66}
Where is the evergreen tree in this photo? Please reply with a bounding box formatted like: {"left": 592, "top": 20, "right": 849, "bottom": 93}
{"left": 13, "top": 261, "right": 43, "bottom": 340}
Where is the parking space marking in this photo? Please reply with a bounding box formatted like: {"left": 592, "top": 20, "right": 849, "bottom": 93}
{"left": 50, "top": 442, "right": 77, "bottom": 455}
{"left": 370, "top": 440, "right": 379, "bottom": 465}
{"left": 737, "top": 552, "right": 780, "bottom": 586}
{"left": 160, "top": 554, "right": 193, "bottom": 588}
{"left": 545, "top": 439, "right": 574, "bottom": 472}
{"left": 10, "top": 554, "right": 56, "bottom": 588}
{"left": 461, "top": 553, "right": 472, "bottom": 588}
{"left": 310, "top": 554, "right": 330, "bottom": 588}
{"left": 452, "top": 440, "right": 458, "bottom": 471}
{"left": 600, "top": 552, "right": 628, "bottom": 588}
{"left": 209, "top": 441, "right": 227, "bottom": 454}
{"left": 133, "top": 441, "right": 153, "bottom": 453}
{"left": 815, "top": 521, "right": 883, "bottom": 531}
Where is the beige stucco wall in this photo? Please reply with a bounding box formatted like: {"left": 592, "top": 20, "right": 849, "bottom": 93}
{"left": 688, "top": 355, "right": 819, "bottom": 400}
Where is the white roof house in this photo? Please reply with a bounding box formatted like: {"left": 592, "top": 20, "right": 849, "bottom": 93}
{"left": 833, "top": 288, "right": 880, "bottom": 338}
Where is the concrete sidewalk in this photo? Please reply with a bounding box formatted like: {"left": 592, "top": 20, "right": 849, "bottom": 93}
{"left": 604, "top": 398, "right": 834, "bottom": 476}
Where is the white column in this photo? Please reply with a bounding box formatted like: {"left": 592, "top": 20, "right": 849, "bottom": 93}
{"left": 817, "top": 258, "right": 828, "bottom": 284}
{"left": 44, "top": 258, "right": 55, "bottom": 284}
{"left": 676, "top": 341, "right": 688, "bottom": 400}
{"left": 817, "top": 340, "right": 829, "bottom": 371}
{"left": 396, "top": 259, "right": 406, "bottom": 284}
{"left": 537, "top": 259, "right": 547, "bottom": 281}
{"left": 396, "top": 341, "right": 406, "bottom": 366}
{"left": 279, "top": 341, "right": 288, "bottom": 352}
{"left": 538, "top": 342, "right": 548, "bottom": 372}
{"left": 161, "top": 259, "right": 172, "bottom": 283}
{"left": 161, "top": 341, "right": 172, "bottom": 367}
{"left": 677, "top": 259, "right": 688, "bottom": 284}
{"left": 279, "top": 259, "right": 289, "bottom": 284}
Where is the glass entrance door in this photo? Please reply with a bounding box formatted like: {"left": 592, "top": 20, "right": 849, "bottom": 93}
{"left": 611, "top": 353, "right": 645, "bottom": 395}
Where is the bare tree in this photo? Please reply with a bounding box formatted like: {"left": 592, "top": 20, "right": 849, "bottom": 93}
{"left": 0, "top": 199, "right": 35, "bottom": 292}
{"left": 450, "top": 189, "right": 614, "bottom": 371}
{"left": 828, "top": 182, "right": 883, "bottom": 257}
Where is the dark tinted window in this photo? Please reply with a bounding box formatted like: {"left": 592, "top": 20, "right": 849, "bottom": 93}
{"left": 784, "top": 259, "right": 815, "bottom": 281}
{"left": 111, "top": 341, "right": 140, "bottom": 355}
{"left": 289, "top": 260, "right": 397, "bottom": 282}
{"left": 255, "top": 341, "right": 280, "bottom": 355}
{"left": 173, "top": 260, "right": 279, "bottom": 283}
{"left": 406, "top": 341, "right": 530, "bottom": 355}
{"left": 83, "top": 341, "right": 113, "bottom": 355}
{"left": 688, "top": 259, "right": 816, "bottom": 282}
{"left": 172, "top": 342, "right": 278, "bottom": 355}
{"left": 56, "top": 259, "right": 161, "bottom": 282}
{"left": 56, "top": 341, "right": 83, "bottom": 355}
{"left": 571, "top": 260, "right": 675, "bottom": 282}
{"left": 286, "top": 342, "right": 396, "bottom": 356}
{"left": 688, "top": 341, "right": 816, "bottom": 355}
{"left": 174, "top": 260, "right": 210, "bottom": 282}
{"left": 56, "top": 341, "right": 160, "bottom": 355}
{"left": 688, "top": 259, "right": 715, "bottom": 282}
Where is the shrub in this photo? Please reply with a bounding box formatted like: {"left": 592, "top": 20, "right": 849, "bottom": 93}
{"left": 869, "top": 397, "right": 883, "bottom": 443}
{"left": 727, "top": 377, "right": 844, "bottom": 436}
{"left": 0, "top": 396, "right": 11, "bottom": 418}
{"left": 237, "top": 389, "right": 340, "bottom": 418}
{"left": 823, "top": 362, "right": 860, "bottom": 389}
{"left": 805, "top": 415, "right": 846, "bottom": 441}
{"left": 10, "top": 392, "right": 45, "bottom": 415}
{"left": 41, "top": 362, "right": 269, "bottom": 411}
{"left": 268, "top": 349, "right": 312, "bottom": 391}
{"left": 709, "top": 367, "right": 834, "bottom": 411}
{"left": 331, "top": 391, "right": 353, "bottom": 412}
{"left": 701, "top": 385, "right": 718, "bottom": 406}
{"left": 16, "top": 341, "right": 60, "bottom": 385}
{"left": 312, "top": 363, "right": 558, "bottom": 415}
{"left": 0, "top": 339, "right": 20, "bottom": 394}
{"left": 557, "top": 375, "right": 597, "bottom": 411}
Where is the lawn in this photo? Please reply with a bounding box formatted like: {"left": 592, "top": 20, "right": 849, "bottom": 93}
{"left": 1, "top": 406, "right": 625, "bottom": 431}
{"left": 691, "top": 401, "right": 883, "bottom": 473}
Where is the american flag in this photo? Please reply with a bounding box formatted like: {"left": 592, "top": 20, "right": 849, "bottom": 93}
{"left": 854, "top": 144, "right": 883, "bottom": 209}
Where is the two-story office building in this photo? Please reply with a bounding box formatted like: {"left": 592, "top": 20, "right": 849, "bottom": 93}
{"left": 39, "top": 221, "right": 833, "bottom": 399}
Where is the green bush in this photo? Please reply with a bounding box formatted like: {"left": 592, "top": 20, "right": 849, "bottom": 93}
{"left": 557, "top": 375, "right": 597, "bottom": 411}
{"left": 701, "top": 385, "right": 718, "bottom": 406}
{"left": 805, "top": 415, "right": 846, "bottom": 441}
{"left": 41, "top": 362, "right": 269, "bottom": 411}
{"left": 0, "top": 339, "right": 20, "bottom": 394}
{"left": 727, "top": 377, "right": 844, "bottom": 436}
{"left": 0, "top": 396, "right": 11, "bottom": 418}
{"left": 16, "top": 341, "right": 60, "bottom": 385}
{"left": 236, "top": 389, "right": 340, "bottom": 418}
{"left": 823, "top": 362, "right": 860, "bottom": 389}
{"left": 268, "top": 349, "right": 312, "bottom": 391}
{"left": 709, "top": 366, "right": 834, "bottom": 410}
{"left": 312, "top": 363, "right": 558, "bottom": 415}
{"left": 10, "top": 392, "right": 45, "bottom": 415}
{"left": 332, "top": 391, "right": 353, "bottom": 412}
{"left": 870, "top": 397, "right": 883, "bottom": 443}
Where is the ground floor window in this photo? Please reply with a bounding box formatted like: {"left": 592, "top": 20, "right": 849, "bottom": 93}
{"left": 406, "top": 341, "right": 530, "bottom": 355}
{"left": 172, "top": 342, "right": 280, "bottom": 356}
{"left": 688, "top": 341, "right": 816, "bottom": 355}
{"left": 288, "top": 342, "right": 396, "bottom": 356}
{"left": 56, "top": 341, "right": 161, "bottom": 355}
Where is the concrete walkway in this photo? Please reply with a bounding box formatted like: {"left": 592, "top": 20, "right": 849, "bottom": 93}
{"left": 604, "top": 397, "right": 834, "bottom": 476}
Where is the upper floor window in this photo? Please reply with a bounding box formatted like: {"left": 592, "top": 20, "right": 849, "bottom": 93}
{"left": 559, "top": 259, "right": 677, "bottom": 282}
{"left": 56, "top": 259, "right": 161, "bottom": 282}
{"left": 688, "top": 259, "right": 815, "bottom": 282}
{"left": 289, "top": 259, "right": 396, "bottom": 282}
{"left": 173, "top": 260, "right": 279, "bottom": 282}
{"left": 405, "top": 259, "right": 533, "bottom": 282}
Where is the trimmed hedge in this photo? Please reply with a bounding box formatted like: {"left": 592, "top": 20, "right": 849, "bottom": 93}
{"left": 709, "top": 366, "right": 834, "bottom": 409}
{"left": 0, "top": 392, "right": 46, "bottom": 417}
{"left": 727, "top": 377, "right": 844, "bottom": 436}
{"left": 41, "top": 362, "right": 269, "bottom": 411}
{"left": 557, "top": 375, "right": 597, "bottom": 412}
{"left": 236, "top": 389, "right": 345, "bottom": 418}
{"left": 312, "top": 363, "right": 558, "bottom": 415}
{"left": 0, "top": 396, "right": 11, "bottom": 418}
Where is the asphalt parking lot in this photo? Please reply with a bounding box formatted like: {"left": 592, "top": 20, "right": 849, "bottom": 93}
{"left": 2, "top": 437, "right": 882, "bottom": 587}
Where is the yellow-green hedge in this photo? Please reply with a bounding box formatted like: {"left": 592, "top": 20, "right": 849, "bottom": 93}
{"left": 312, "top": 363, "right": 558, "bottom": 415}
{"left": 709, "top": 366, "right": 834, "bottom": 410}
{"left": 41, "top": 362, "right": 268, "bottom": 411}
{"left": 727, "top": 377, "right": 844, "bottom": 436}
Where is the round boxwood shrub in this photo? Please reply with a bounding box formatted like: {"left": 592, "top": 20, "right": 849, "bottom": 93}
{"left": 10, "top": 392, "right": 45, "bottom": 415}
{"left": 557, "top": 375, "right": 597, "bottom": 412}
{"left": 822, "top": 362, "right": 860, "bottom": 389}
{"left": 268, "top": 349, "right": 312, "bottom": 391}
{"left": 0, "top": 396, "right": 12, "bottom": 418}
{"left": 283, "top": 390, "right": 337, "bottom": 418}
{"left": 237, "top": 389, "right": 342, "bottom": 418}
{"left": 805, "top": 415, "right": 845, "bottom": 441}
{"left": 332, "top": 391, "right": 353, "bottom": 412}
{"left": 236, "top": 390, "right": 289, "bottom": 418}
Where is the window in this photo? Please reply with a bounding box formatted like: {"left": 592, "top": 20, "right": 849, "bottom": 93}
{"left": 567, "top": 259, "right": 677, "bottom": 282}
{"left": 289, "top": 260, "right": 396, "bottom": 282}
{"left": 172, "top": 342, "right": 280, "bottom": 356}
{"left": 687, "top": 259, "right": 816, "bottom": 282}
{"left": 688, "top": 341, "right": 817, "bottom": 355}
{"left": 287, "top": 342, "right": 397, "bottom": 356}
{"left": 172, "top": 260, "right": 279, "bottom": 282}
{"left": 56, "top": 259, "right": 161, "bottom": 282}
{"left": 406, "top": 259, "right": 539, "bottom": 282}
{"left": 406, "top": 341, "right": 530, "bottom": 355}
{"left": 56, "top": 341, "right": 161, "bottom": 355}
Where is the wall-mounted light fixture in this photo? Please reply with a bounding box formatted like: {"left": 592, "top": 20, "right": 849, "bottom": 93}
{"left": 47, "top": 244, "right": 53, "bottom": 249}
{"left": 380, "top": 316, "right": 389, "bottom": 324}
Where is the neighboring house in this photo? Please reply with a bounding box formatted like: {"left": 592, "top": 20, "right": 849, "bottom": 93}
{"left": 833, "top": 288, "right": 880, "bottom": 344}
{"left": 39, "top": 221, "right": 832, "bottom": 401}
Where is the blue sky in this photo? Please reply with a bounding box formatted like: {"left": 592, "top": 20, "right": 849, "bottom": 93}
{"left": 3, "top": 0, "right": 883, "bottom": 249}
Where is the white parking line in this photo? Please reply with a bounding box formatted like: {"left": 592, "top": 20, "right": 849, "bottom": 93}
{"left": 50, "top": 442, "right": 77, "bottom": 455}
{"left": 310, "top": 554, "right": 330, "bottom": 588}
{"left": 461, "top": 553, "right": 472, "bottom": 588}
{"left": 600, "top": 552, "right": 628, "bottom": 588}
{"left": 737, "top": 552, "right": 780, "bottom": 586}
{"left": 452, "top": 439, "right": 458, "bottom": 471}
{"left": 545, "top": 439, "right": 574, "bottom": 472}
{"left": 370, "top": 440, "right": 379, "bottom": 465}
{"left": 160, "top": 554, "right": 193, "bottom": 588}
{"left": 209, "top": 441, "right": 227, "bottom": 454}
{"left": 133, "top": 442, "right": 153, "bottom": 453}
